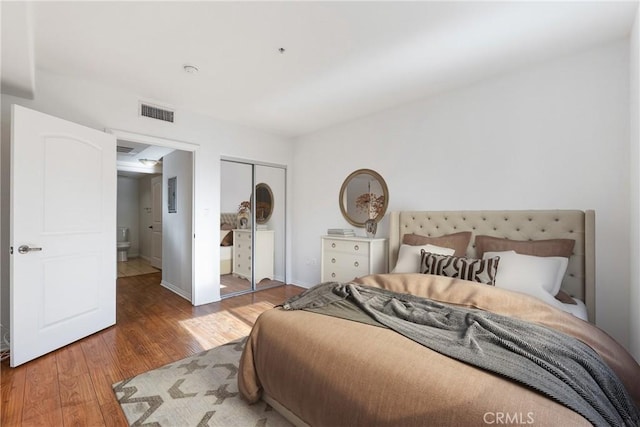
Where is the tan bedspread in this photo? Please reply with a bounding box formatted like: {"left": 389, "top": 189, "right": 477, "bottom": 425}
{"left": 239, "top": 274, "right": 640, "bottom": 427}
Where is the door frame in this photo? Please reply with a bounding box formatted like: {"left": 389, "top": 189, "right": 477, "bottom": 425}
{"left": 108, "top": 129, "right": 198, "bottom": 302}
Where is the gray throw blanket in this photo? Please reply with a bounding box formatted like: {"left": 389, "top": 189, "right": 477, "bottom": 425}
{"left": 282, "top": 282, "right": 640, "bottom": 427}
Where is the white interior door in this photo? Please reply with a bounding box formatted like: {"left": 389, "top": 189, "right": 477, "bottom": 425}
{"left": 10, "top": 105, "right": 116, "bottom": 367}
{"left": 150, "top": 175, "right": 163, "bottom": 269}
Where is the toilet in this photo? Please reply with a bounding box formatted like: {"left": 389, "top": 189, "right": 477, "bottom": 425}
{"left": 117, "top": 227, "right": 131, "bottom": 262}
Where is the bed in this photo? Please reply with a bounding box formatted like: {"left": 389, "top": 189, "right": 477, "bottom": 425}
{"left": 238, "top": 210, "right": 640, "bottom": 426}
{"left": 220, "top": 246, "right": 232, "bottom": 275}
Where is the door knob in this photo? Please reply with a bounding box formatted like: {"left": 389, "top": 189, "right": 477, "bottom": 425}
{"left": 18, "top": 245, "right": 42, "bottom": 254}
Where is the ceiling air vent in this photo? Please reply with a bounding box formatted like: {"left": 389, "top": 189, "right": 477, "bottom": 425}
{"left": 117, "top": 146, "right": 134, "bottom": 153}
{"left": 140, "top": 102, "right": 174, "bottom": 123}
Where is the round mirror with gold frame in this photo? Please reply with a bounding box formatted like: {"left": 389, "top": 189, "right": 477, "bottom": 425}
{"left": 255, "top": 182, "right": 274, "bottom": 224}
{"left": 339, "top": 169, "right": 389, "bottom": 227}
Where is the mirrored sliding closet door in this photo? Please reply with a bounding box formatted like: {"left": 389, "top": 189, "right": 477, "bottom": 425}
{"left": 220, "top": 159, "right": 286, "bottom": 297}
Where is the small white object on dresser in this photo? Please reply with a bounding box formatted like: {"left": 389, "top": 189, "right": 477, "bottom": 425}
{"left": 321, "top": 235, "right": 388, "bottom": 283}
{"left": 233, "top": 229, "right": 275, "bottom": 282}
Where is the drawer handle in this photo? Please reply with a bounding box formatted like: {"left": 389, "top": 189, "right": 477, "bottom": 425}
{"left": 331, "top": 243, "right": 336, "bottom": 248}
{"left": 331, "top": 273, "right": 336, "bottom": 278}
{"left": 331, "top": 258, "right": 336, "bottom": 263}
{"left": 354, "top": 245, "right": 359, "bottom": 251}
{"left": 354, "top": 261, "right": 359, "bottom": 267}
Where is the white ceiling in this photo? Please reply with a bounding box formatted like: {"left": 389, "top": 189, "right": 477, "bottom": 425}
{"left": 2, "top": 1, "right": 638, "bottom": 137}
{"left": 115, "top": 138, "right": 174, "bottom": 177}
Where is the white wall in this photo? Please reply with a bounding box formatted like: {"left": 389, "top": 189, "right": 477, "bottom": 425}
{"left": 161, "top": 150, "right": 193, "bottom": 299}
{"left": 117, "top": 176, "right": 140, "bottom": 257}
{"left": 1, "top": 68, "right": 294, "bottom": 332}
{"left": 291, "top": 40, "right": 631, "bottom": 349}
{"left": 629, "top": 7, "right": 640, "bottom": 362}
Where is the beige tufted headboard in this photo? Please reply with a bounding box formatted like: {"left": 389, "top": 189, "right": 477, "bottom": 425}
{"left": 389, "top": 210, "right": 596, "bottom": 322}
{"left": 221, "top": 212, "right": 237, "bottom": 227}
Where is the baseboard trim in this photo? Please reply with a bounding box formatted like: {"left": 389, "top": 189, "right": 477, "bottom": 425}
{"left": 160, "top": 280, "right": 192, "bottom": 303}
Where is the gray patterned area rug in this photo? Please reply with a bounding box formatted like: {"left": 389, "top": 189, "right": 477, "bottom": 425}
{"left": 112, "top": 337, "right": 292, "bottom": 427}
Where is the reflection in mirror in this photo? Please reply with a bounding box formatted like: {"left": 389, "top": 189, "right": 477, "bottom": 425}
{"left": 255, "top": 166, "right": 285, "bottom": 291}
{"left": 339, "top": 169, "right": 388, "bottom": 227}
{"left": 220, "top": 160, "right": 252, "bottom": 296}
{"left": 255, "top": 183, "right": 273, "bottom": 224}
{"left": 220, "top": 160, "right": 286, "bottom": 298}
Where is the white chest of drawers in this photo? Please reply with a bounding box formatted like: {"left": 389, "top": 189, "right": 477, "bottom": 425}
{"left": 233, "top": 229, "right": 275, "bottom": 282}
{"left": 321, "top": 236, "right": 388, "bottom": 283}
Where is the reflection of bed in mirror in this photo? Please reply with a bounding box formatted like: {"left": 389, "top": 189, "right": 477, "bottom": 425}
{"left": 220, "top": 247, "right": 232, "bottom": 275}
{"left": 220, "top": 213, "right": 236, "bottom": 275}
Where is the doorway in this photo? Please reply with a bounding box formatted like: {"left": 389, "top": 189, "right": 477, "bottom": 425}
{"left": 220, "top": 159, "right": 286, "bottom": 297}
{"left": 116, "top": 173, "right": 162, "bottom": 278}
{"left": 111, "top": 129, "right": 197, "bottom": 302}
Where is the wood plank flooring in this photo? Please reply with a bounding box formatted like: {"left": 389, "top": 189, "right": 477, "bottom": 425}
{"left": 0, "top": 272, "right": 304, "bottom": 426}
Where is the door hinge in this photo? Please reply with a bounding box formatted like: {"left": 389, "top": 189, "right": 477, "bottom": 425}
{"left": 10, "top": 246, "right": 13, "bottom": 255}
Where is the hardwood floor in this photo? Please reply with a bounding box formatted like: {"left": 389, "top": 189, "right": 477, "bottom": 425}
{"left": 0, "top": 272, "right": 304, "bottom": 426}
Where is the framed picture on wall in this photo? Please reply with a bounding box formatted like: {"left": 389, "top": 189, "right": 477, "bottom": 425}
{"left": 168, "top": 176, "right": 177, "bottom": 213}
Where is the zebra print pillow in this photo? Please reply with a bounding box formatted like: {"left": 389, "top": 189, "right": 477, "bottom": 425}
{"left": 420, "top": 250, "right": 501, "bottom": 286}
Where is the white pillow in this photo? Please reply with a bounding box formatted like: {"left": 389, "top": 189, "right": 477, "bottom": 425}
{"left": 393, "top": 244, "right": 455, "bottom": 273}
{"left": 549, "top": 256, "right": 569, "bottom": 295}
{"left": 483, "top": 250, "right": 569, "bottom": 301}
